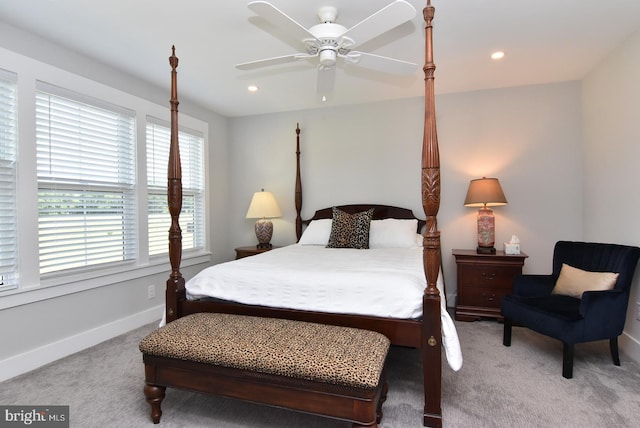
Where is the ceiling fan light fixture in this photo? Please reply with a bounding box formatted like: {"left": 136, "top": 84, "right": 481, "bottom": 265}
{"left": 319, "top": 48, "right": 337, "bottom": 67}
{"left": 239, "top": 1, "right": 418, "bottom": 97}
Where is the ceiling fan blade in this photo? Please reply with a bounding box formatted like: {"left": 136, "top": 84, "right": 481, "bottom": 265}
{"left": 345, "top": 51, "right": 418, "bottom": 74}
{"left": 316, "top": 67, "right": 336, "bottom": 102}
{"left": 248, "top": 1, "right": 319, "bottom": 43}
{"left": 236, "top": 53, "right": 313, "bottom": 70}
{"left": 341, "top": 0, "right": 416, "bottom": 47}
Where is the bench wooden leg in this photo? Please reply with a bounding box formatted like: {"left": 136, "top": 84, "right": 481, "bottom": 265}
{"left": 144, "top": 383, "right": 166, "bottom": 424}
{"left": 351, "top": 380, "right": 387, "bottom": 428}
{"left": 377, "top": 381, "right": 388, "bottom": 423}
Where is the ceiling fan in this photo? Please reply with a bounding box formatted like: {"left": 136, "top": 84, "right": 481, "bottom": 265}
{"left": 236, "top": 1, "right": 418, "bottom": 101}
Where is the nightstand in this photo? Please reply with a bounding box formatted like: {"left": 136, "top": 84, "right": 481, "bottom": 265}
{"left": 453, "top": 249, "right": 528, "bottom": 321}
{"left": 234, "top": 245, "right": 278, "bottom": 260}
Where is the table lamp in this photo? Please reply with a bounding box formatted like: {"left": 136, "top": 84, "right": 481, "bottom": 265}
{"left": 246, "top": 189, "right": 282, "bottom": 248}
{"left": 464, "top": 177, "right": 507, "bottom": 254}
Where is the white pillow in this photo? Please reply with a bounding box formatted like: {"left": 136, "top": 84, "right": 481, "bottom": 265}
{"left": 369, "top": 219, "right": 419, "bottom": 248}
{"left": 298, "top": 219, "right": 332, "bottom": 245}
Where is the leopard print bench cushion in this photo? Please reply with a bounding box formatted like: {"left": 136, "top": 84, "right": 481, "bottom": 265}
{"left": 139, "top": 313, "right": 390, "bottom": 390}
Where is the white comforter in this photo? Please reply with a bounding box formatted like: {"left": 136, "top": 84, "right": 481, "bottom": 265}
{"left": 186, "top": 244, "right": 462, "bottom": 370}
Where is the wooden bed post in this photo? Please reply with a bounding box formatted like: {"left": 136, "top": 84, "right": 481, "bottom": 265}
{"left": 294, "top": 123, "right": 303, "bottom": 241}
{"left": 161, "top": 6, "right": 447, "bottom": 423}
{"left": 165, "top": 46, "right": 186, "bottom": 324}
{"left": 421, "top": 2, "right": 443, "bottom": 427}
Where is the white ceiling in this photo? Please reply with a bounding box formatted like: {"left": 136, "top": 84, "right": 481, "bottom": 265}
{"left": 1, "top": 0, "right": 640, "bottom": 118}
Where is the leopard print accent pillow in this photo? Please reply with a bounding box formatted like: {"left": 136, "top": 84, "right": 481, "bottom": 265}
{"left": 326, "top": 207, "right": 374, "bottom": 249}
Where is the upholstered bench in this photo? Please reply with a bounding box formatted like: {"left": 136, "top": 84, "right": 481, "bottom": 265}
{"left": 139, "top": 312, "right": 390, "bottom": 427}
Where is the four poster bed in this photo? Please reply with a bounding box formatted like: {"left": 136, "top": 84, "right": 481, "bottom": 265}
{"left": 162, "top": 2, "right": 455, "bottom": 427}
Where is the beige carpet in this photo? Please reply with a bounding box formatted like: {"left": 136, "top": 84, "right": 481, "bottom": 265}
{"left": 1, "top": 319, "right": 639, "bottom": 427}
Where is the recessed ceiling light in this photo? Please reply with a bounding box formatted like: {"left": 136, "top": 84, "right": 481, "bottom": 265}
{"left": 491, "top": 51, "right": 505, "bottom": 60}
{"left": 247, "top": 85, "right": 259, "bottom": 92}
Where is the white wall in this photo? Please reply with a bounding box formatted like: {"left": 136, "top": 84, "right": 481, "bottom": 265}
{"left": 582, "top": 27, "right": 640, "bottom": 360}
{"left": 228, "top": 81, "right": 584, "bottom": 304}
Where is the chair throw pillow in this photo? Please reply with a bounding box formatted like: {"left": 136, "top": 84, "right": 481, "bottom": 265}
{"left": 552, "top": 263, "right": 619, "bottom": 298}
{"left": 326, "top": 207, "right": 374, "bottom": 249}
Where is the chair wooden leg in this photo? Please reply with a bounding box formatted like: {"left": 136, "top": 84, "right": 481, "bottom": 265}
{"left": 562, "top": 342, "right": 574, "bottom": 379}
{"left": 610, "top": 337, "right": 621, "bottom": 366}
{"left": 503, "top": 318, "right": 512, "bottom": 346}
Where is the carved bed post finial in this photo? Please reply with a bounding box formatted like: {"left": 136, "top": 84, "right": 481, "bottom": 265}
{"left": 295, "top": 123, "right": 303, "bottom": 241}
{"left": 166, "top": 45, "right": 185, "bottom": 323}
{"left": 421, "top": 1, "right": 443, "bottom": 427}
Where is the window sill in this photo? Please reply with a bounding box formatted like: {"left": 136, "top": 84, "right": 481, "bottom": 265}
{"left": 0, "top": 251, "right": 211, "bottom": 310}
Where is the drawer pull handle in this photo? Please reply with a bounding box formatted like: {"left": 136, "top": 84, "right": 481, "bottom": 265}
{"left": 481, "top": 272, "right": 496, "bottom": 280}
{"left": 482, "top": 292, "right": 496, "bottom": 302}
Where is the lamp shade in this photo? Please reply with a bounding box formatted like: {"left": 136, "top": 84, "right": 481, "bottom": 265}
{"left": 245, "top": 190, "right": 282, "bottom": 219}
{"left": 464, "top": 177, "right": 508, "bottom": 208}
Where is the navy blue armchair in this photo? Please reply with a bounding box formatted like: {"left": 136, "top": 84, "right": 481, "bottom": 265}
{"left": 501, "top": 241, "right": 640, "bottom": 378}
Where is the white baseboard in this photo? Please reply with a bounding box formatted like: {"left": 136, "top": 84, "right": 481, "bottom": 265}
{"left": 620, "top": 330, "right": 640, "bottom": 364}
{"left": 0, "top": 305, "right": 163, "bottom": 383}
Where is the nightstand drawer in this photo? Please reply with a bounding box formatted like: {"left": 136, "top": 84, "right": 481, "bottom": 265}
{"left": 460, "top": 286, "right": 507, "bottom": 309}
{"left": 458, "top": 265, "right": 522, "bottom": 289}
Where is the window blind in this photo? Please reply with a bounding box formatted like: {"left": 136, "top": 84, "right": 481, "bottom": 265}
{"left": 36, "top": 82, "right": 136, "bottom": 275}
{"left": 0, "top": 69, "right": 18, "bottom": 290}
{"left": 146, "top": 119, "right": 204, "bottom": 256}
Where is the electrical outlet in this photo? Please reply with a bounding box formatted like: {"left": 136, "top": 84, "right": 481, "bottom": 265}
{"left": 148, "top": 285, "right": 156, "bottom": 300}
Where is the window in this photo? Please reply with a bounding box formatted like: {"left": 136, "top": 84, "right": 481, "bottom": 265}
{"left": 146, "top": 119, "right": 204, "bottom": 256}
{"left": 0, "top": 69, "right": 18, "bottom": 290}
{"left": 36, "top": 82, "right": 136, "bottom": 275}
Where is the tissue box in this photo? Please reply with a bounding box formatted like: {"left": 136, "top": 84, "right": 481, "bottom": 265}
{"left": 504, "top": 242, "right": 520, "bottom": 255}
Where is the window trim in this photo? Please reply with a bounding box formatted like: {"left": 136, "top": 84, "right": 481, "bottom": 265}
{"left": 0, "top": 68, "right": 19, "bottom": 292}
{"left": 0, "top": 46, "right": 210, "bottom": 309}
